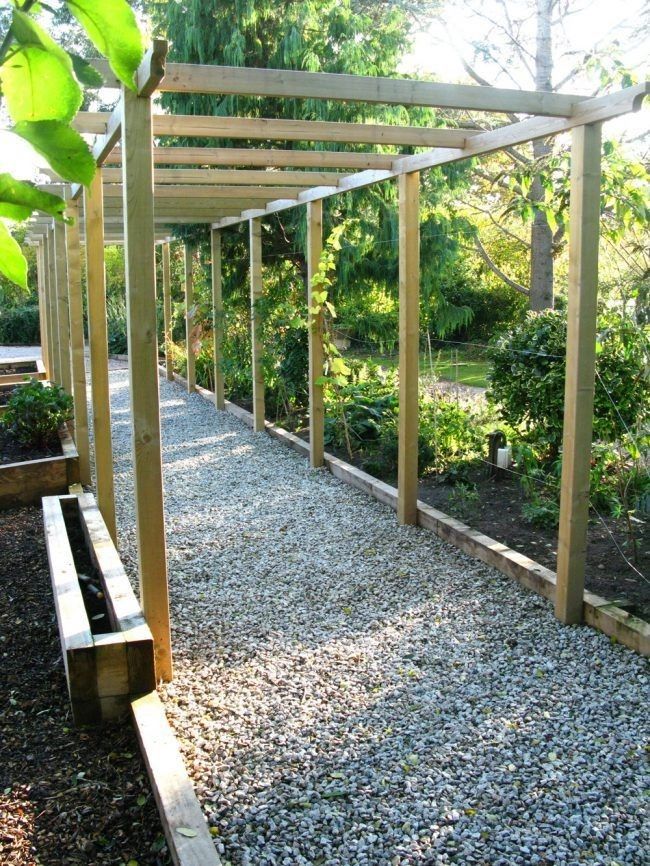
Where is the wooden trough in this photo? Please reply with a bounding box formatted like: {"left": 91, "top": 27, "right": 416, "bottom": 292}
{"left": 0, "top": 423, "right": 79, "bottom": 509}
{"left": 43, "top": 492, "right": 156, "bottom": 726}
{"left": 0, "top": 357, "right": 46, "bottom": 385}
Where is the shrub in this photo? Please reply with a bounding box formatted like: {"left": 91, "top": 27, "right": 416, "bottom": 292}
{"left": 106, "top": 296, "right": 128, "bottom": 355}
{"left": 488, "top": 309, "right": 650, "bottom": 457}
{"left": 2, "top": 380, "right": 73, "bottom": 450}
{"left": 0, "top": 305, "right": 40, "bottom": 345}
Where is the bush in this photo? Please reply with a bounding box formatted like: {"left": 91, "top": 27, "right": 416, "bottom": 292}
{"left": 2, "top": 380, "right": 73, "bottom": 449}
{"left": 106, "top": 296, "right": 128, "bottom": 355}
{"left": 0, "top": 305, "right": 40, "bottom": 345}
{"left": 488, "top": 309, "right": 650, "bottom": 457}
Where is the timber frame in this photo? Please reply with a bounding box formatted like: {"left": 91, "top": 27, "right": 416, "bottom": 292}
{"left": 25, "top": 39, "right": 649, "bottom": 674}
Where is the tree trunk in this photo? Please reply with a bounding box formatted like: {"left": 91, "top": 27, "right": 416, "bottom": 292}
{"left": 527, "top": 0, "right": 555, "bottom": 310}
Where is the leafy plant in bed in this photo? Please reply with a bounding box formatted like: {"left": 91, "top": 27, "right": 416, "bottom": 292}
{"left": 0, "top": 380, "right": 73, "bottom": 464}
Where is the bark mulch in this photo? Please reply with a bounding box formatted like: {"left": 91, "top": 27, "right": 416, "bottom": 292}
{"left": 0, "top": 506, "right": 172, "bottom": 866}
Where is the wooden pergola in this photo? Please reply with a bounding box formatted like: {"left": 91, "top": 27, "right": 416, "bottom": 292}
{"left": 26, "top": 40, "right": 649, "bottom": 681}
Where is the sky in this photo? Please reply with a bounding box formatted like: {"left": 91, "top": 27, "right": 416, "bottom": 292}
{"left": 0, "top": 0, "right": 648, "bottom": 180}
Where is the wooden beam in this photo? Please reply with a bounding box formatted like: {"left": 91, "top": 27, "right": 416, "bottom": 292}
{"left": 161, "top": 242, "right": 174, "bottom": 382}
{"left": 184, "top": 242, "right": 195, "bottom": 394}
{"left": 249, "top": 219, "right": 265, "bottom": 432}
{"left": 65, "top": 197, "right": 91, "bottom": 486}
{"left": 102, "top": 185, "right": 304, "bottom": 200}
{"left": 555, "top": 123, "right": 602, "bottom": 625}
{"left": 35, "top": 242, "right": 50, "bottom": 379}
{"left": 102, "top": 167, "right": 349, "bottom": 186}
{"left": 53, "top": 221, "right": 72, "bottom": 395}
{"left": 130, "top": 692, "right": 222, "bottom": 866}
{"left": 397, "top": 172, "right": 420, "bottom": 526}
{"left": 73, "top": 111, "right": 109, "bottom": 134}
{"left": 90, "top": 58, "right": 586, "bottom": 116}
{"left": 84, "top": 170, "right": 117, "bottom": 542}
{"left": 107, "top": 146, "right": 396, "bottom": 170}
{"left": 151, "top": 114, "right": 476, "bottom": 148}
{"left": 158, "top": 64, "right": 585, "bottom": 117}
{"left": 122, "top": 84, "right": 172, "bottom": 682}
{"left": 211, "top": 230, "right": 225, "bottom": 410}
{"left": 307, "top": 200, "right": 324, "bottom": 468}
{"left": 211, "top": 82, "right": 648, "bottom": 230}
{"left": 136, "top": 38, "right": 168, "bottom": 97}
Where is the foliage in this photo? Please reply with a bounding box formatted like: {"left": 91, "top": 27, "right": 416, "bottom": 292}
{"left": 488, "top": 309, "right": 650, "bottom": 457}
{"left": 0, "top": 0, "right": 144, "bottom": 287}
{"left": 2, "top": 379, "right": 73, "bottom": 449}
{"left": 106, "top": 295, "right": 128, "bottom": 355}
{"left": 0, "top": 304, "right": 40, "bottom": 345}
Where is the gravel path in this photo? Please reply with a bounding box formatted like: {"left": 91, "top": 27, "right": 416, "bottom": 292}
{"left": 104, "top": 368, "right": 648, "bottom": 866}
{"left": 0, "top": 345, "right": 41, "bottom": 360}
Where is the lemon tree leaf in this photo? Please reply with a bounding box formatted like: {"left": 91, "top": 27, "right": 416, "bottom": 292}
{"left": 0, "top": 10, "right": 82, "bottom": 123}
{"left": 65, "top": 0, "right": 144, "bottom": 90}
{"left": 68, "top": 53, "right": 105, "bottom": 87}
{"left": 0, "top": 173, "right": 68, "bottom": 221}
{"left": 12, "top": 121, "right": 96, "bottom": 185}
{"left": 0, "top": 221, "right": 28, "bottom": 289}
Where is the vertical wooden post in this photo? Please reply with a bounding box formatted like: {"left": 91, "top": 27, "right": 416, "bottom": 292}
{"left": 45, "top": 228, "right": 61, "bottom": 385}
{"left": 555, "top": 123, "right": 602, "bottom": 625}
{"left": 122, "top": 85, "right": 172, "bottom": 682}
{"left": 397, "top": 172, "right": 420, "bottom": 526}
{"left": 54, "top": 220, "right": 72, "bottom": 395}
{"left": 65, "top": 197, "right": 91, "bottom": 486}
{"left": 307, "top": 200, "right": 324, "bottom": 468}
{"left": 84, "top": 169, "right": 117, "bottom": 541}
{"left": 35, "top": 242, "right": 50, "bottom": 378}
{"left": 211, "top": 228, "right": 225, "bottom": 409}
{"left": 184, "top": 242, "right": 195, "bottom": 393}
{"left": 162, "top": 241, "right": 174, "bottom": 381}
{"left": 249, "top": 218, "right": 265, "bottom": 432}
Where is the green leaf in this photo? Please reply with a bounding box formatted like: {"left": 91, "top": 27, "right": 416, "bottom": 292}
{"left": 0, "top": 10, "right": 82, "bottom": 123}
{"left": 0, "top": 173, "right": 68, "bottom": 221}
{"left": 0, "top": 221, "right": 28, "bottom": 289}
{"left": 65, "top": 0, "right": 144, "bottom": 90}
{"left": 176, "top": 827, "right": 197, "bottom": 838}
{"left": 69, "top": 53, "right": 105, "bottom": 87}
{"left": 13, "top": 121, "right": 96, "bottom": 185}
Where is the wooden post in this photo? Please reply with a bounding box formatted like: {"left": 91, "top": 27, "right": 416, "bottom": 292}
{"left": 307, "top": 200, "right": 324, "bottom": 468}
{"left": 54, "top": 220, "right": 72, "bottom": 395}
{"left": 184, "top": 242, "right": 195, "bottom": 393}
{"left": 161, "top": 241, "right": 174, "bottom": 381}
{"left": 122, "top": 84, "right": 172, "bottom": 682}
{"left": 65, "top": 197, "right": 91, "bottom": 486}
{"left": 555, "top": 123, "right": 602, "bottom": 625}
{"left": 211, "top": 229, "right": 225, "bottom": 409}
{"left": 45, "top": 229, "right": 60, "bottom": 383}
{"left": 84, "top": 169, "right": 117, "bottom": 541}
{"left": 35, "top": 242, "right": 50, "bottom": 379}
{"left": 249, "top": 218, "right": 265, "bottom": 432}
{"left": 397, "top": 171, "right": 420, "bottom": 525}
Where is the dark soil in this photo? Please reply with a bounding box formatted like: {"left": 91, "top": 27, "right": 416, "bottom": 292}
{"left": 61, "top": 504, "right": 112, "bottom": 635}
{"left": 417, "top": 471, "right": 650, "bottom": 621}
{"left": 0, "top": 429, "right": 62, "bottom": 466}
{"left": 0, "top": 362, "right": 37, "bottom": 376}
{"left": 0, "top": 506, "right": 172, "bottom": 866}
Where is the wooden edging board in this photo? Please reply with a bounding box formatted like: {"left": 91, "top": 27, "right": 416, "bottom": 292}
{"left": 0, "top": 356, "right": 47, "bottom": 385}
{"left": 42, "top": 492, "right": 156, "bottom": 724}
{"left": 130, "top": 691, "right": 222, "bottom": 866}
{"left": 159, "top": 364, "right": 649, "bottom": 656}
{"left": 0, "top": 423, "right": 79, "bottom": 509}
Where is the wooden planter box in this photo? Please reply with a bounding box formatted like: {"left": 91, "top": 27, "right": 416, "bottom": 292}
{"left": 0, "top": 424, "right": 80, "bottom": 509}
{"left": 0, "top": 357, "right": 46, "bottom": 385}
{"left": 43, "top": 492, "right": 156, "bottom": 726}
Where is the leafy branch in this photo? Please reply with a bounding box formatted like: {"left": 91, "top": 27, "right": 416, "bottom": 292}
{"left": 0, "top": 0, "right": 145, "bottom": 289}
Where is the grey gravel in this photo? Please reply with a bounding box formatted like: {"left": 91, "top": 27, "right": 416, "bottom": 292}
{"left": 100, "top": 365, "right": 648, "bottom": 866}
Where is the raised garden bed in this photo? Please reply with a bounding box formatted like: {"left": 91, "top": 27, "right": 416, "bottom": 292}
{"left": 0, "top": 423, "right": 79, "bottom": 508}
{"left": 0, "top": 356, "right": 46, "bottom": 386}
{"left": 43, "top": 492, "right": 156, "bottom": 726}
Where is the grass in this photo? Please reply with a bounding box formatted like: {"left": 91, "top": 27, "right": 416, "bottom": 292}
{"left": 348, "top": 344, "right": 491, "bottom": 389}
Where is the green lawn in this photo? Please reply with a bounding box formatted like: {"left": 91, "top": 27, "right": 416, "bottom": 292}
{"left": 348, "top": 345, "right": 491, "bottom": 389}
